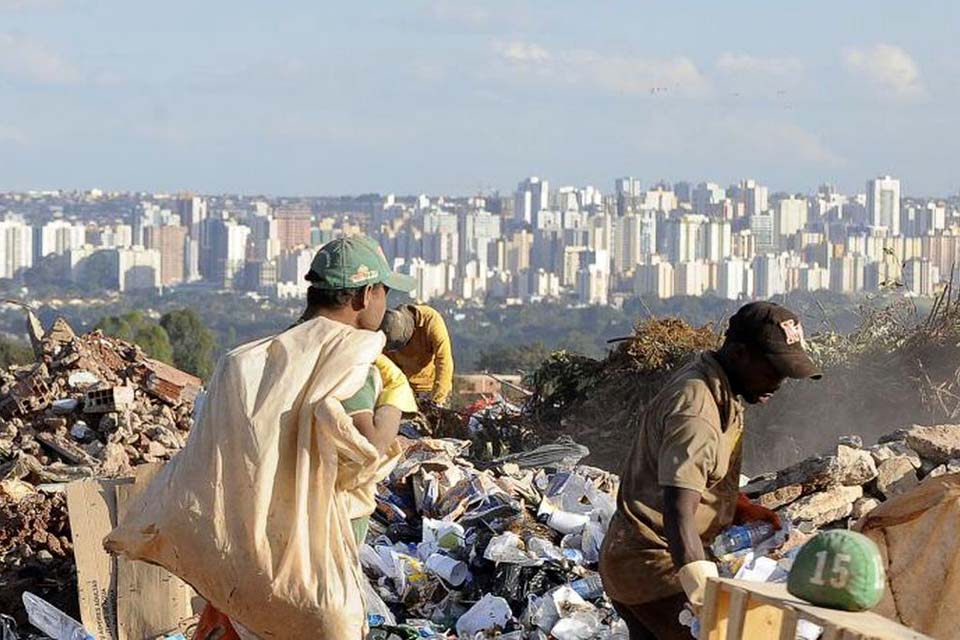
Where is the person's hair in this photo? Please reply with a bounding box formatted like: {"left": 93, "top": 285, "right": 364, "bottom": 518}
{"left": 306, "top": 286, "right": 364, "bottom": 310}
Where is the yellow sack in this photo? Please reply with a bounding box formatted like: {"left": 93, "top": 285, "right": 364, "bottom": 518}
{"left": 105, "top": 316, "right": 398, "bottom": 640}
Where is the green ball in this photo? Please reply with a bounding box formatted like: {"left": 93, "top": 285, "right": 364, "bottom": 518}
{"left": 787, "top": 530, "right": 886, "bottom": 611}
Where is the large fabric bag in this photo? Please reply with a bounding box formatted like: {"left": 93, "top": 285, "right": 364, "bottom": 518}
{"left": 105, "top": 316, "right": 398, "bottom": 639}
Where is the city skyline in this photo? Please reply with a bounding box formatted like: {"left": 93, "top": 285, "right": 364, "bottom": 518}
{"left": 1, "top": 172, "right": 957, "bottom": 307}
{"left": 1, "top": 2, "right": 959, "bottom": 195}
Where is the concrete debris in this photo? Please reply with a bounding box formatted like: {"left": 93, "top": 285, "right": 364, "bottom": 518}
{"left": 875, "top": 456, "right": 920, "bottom": 499}
{"left": 869, "top": 441, "right": 922, "bottom": 469}
{"left": 926, "top": 458, "right": 960, "bottom": 478}
{"left": 850, "top": 497, "right": 881, "bottom": 520}
{"left": 744, "top": 442, "right": 877, "bottom": 495}
{"left": 783, "top": 484, "right": 863, "bottom": 529}
{"left": 903, "top": 424, "right": 960, "bottom": 464}
{"left": 0, "top": 316, "right": 202, "bottom": 625}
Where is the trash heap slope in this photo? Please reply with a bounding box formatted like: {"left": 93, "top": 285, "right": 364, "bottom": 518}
{"left": 522, "top": 290, "right": 960, "bottom": 475}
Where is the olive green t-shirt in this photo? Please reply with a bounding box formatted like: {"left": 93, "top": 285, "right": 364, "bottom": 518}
{"left": 341, "top": 366, "right": 381, "bottom": 416}
{"left": 599, "top": 351, "right": 744, "bottom": 605}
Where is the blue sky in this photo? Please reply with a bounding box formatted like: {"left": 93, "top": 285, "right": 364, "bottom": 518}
{"left": 0, "top": 1, "right": 957, "bottom": 196}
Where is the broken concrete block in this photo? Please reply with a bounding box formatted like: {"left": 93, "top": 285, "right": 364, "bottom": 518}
{"left": 784, "top": 485, "right": 862, "bottom": 528}
{"left": 904, "top": 424, "right": 960, "bottom": 464}
{"left": 875, "top": 457, "right": 919, "bottom": 499}
{"left": 869, "top": 441, "right": 921, "bottom": 469}
{"left": 755, "top": 484, "right": 804, "bottom": 510}
{"left": 84, "top": 386, "right": 135, "bottom": 414}
{"left": 99, "top": 442, "right": 132, "bottom": 477}
{"left": 850, "top": 497, "right": 881, "bottom": 520}
{"left": 838, "top": 435, "right": 863, "bottom": 448}
{"left": 926, "top": 458, "right": 960, "bottom": 479}
{"left": 773, "top": 444, "right": 877, "bottom": 491}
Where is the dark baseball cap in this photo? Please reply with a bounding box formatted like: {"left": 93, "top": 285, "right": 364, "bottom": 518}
{"left": 726, "top": 301, "right": 822, "bottom": 380}
{"left": 305, "top": 235, "right": 416, "bottom": 293}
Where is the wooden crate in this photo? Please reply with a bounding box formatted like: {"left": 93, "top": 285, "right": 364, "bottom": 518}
{"left": 700, "top": 578, "right": 932, "bottom": 640}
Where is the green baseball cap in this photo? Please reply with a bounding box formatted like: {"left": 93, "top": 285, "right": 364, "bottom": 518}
{"left": 305, "top": 235, "right": 417, "bottom": 293}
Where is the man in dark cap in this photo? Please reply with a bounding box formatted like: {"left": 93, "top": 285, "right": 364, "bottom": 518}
{"left": 380, "top": 304, "right": 454, "bottom": 406}
{"left": 599, "top": 301, "right": 821, "bottom": 639}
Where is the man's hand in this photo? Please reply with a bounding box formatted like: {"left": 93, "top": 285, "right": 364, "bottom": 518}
{"left": 734, "top": 492, "right": 782, "bottom": 529}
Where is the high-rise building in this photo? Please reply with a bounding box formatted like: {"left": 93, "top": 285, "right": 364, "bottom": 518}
{"left": 459, "top": 211, "right": 501, "bottom": 273}
{"left": 143, "top": 225, "right": 187, "bottom": 286}
{"left": 175, "top": 195, "right": 208, "bottom": 237}
{"left": 716, "top": 258, "right": 750, "bottom": 300}
{"left": 742, "top": 179, "right": 769, "bottom": 217}
{"left": 275, "top": 205, "right": 313, "bottom": 250}
{"left": 277, "top": 247, "right": 314, "bottom": 285}
{"left": 666, "top": 214, "right": 707, "bottom": 263}
{"left": 867, "top": 176, "right": 901, "bottom": 236}
{"left": 674, "top": 261, "right": 708, "bottom": 296}
{"left": 774, "top": 196, "right": 808, "bottom": 248}
{"left": 634, "top": 256, "right": 674, "bottom": 299}
{"left": 614, "top": 211, "right": 657, "bottom": 274}
{"left": 0, "top": 215, "right": 33, "bottom": 279}
{"left": 506, "top": 230, "right": 533, "bottom": 273}
{"left": 752, "top": 254, "right": 787, "bottom": 298}
{"left": 115, "top": 247, "right": 163, "bottom": 292}
{"left": 902, "top": 258, "right": 938, "bottom": 296}
{"left": 750, "top": 213, "right": 776, "bottom": 254}
{"left": 702, "top": 219, "right": 732, "bottom": 262}
{"left": 692, "top": 182, "right": 725, "bottom": 216}
{"left": 615, "top": 177, "right": 643, "bottom": 216}
{"left": 515, "top": 177, "right": 549, "bottom": 225}
{"left": 200, "top": 218, "right": 251, "bottom": 288}
{"left": 35, "top": 220, "right": 86, "bottom": 258}
{"left": 248, "top": 215, "right": 281, "bottom": 262}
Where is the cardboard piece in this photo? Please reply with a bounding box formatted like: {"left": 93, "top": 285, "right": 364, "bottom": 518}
{"left": 66, "top": 465, "right": 199, "bottom": 640}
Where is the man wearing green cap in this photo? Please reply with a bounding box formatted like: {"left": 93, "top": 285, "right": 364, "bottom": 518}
{"left": 297, "top": 234, "right": 420, "bottom": 456}
{"left": 193, "top": 235, "right": 419, "bottom": 640}
{"left": 600, "top": 301, "right": 821, "bottom": 639}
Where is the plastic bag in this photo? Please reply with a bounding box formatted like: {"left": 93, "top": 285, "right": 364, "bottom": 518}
{"left": 105, "top": 317, "right": 397, "bottom": 639}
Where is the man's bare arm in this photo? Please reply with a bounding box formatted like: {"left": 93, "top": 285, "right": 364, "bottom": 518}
{"left": 351, "top": 405, "right": 402, "bottom": 455}
{"left": 662, "top": 485, "right": 705, "bottom": 568}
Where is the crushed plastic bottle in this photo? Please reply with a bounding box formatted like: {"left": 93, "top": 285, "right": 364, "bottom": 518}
{"left": 569, "top": 574, "right": 604, "bottom": 600}
{"left": 22, "top": 592, "right": 95, "bottom": 640}
{"left": 710, "top": 522, "right": 776, "bottom": 557}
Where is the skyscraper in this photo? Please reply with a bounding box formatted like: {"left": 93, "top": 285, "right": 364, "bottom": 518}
{"left": 0, "top": 215, "right": 33, "bottom": 279}
{"left": 742, "top": 179, "right": 769, "bottom": 217}
{"left": 867, "top": 176, "right": 901, "bottom": 236}
{"left": 515, "top": 177, "right": 549, "bottom": 225}
{"left": 144, "top": 225, "right": 187, "bottom": 286}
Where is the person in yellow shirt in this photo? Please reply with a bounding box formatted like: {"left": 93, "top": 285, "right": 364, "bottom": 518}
{"left": 380, "top": 304, "right": 454, "bottom": 406}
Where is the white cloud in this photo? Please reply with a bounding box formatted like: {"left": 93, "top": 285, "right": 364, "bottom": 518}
{"left": 716, "top": 53, "right": 804, "bottom": 77}
{"left": 494, "top": 41, "right": 551, "bottom": 64}
{"left": 493, "top": 41, "right": 708, "bottom": 97}
{"left": 718, "top": 117, "right": 845, "bottom": 168}
{"left": 0, "top": 33, "right": 80, "bottom": 84}
{"left": 842, "top": 44, "right": 924, "bottom": 98}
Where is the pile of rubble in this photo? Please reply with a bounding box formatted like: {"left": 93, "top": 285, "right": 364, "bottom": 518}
{"left": 0, "top": 313, "right": 201, "bottom": 623}
{"left": 744, "top": 424, "right": 960, "bottom": 532}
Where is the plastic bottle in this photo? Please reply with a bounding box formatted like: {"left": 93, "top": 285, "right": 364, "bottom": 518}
{"left": 570, "top": 574, "right": 604, "bottom": 600}
{"left": 22, "top": 592, "right": 95, "bottom": 640}
{"left": 710, "top": 522, "right": 776, "bottom": 557}
{"left": 678, "top": 607, "right": 700, "bottom": 638}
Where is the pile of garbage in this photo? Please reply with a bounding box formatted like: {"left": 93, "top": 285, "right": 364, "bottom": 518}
{"left": 361, "top": 432, "right": 627, "bottom": 639}
{"left": 0, "top": 313, "right": 201, "bottom": 623}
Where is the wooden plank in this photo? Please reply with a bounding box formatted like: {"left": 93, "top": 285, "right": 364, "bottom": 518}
{"left": 742, "top": 598, "right": 785, "bottom": 640}
{"left": 777, "top": 609, "right": 799, "bottom": 640}
{"left": 726, "top": 588, "right": 748, "bottom": 639}
{"left": 700, "top": 580, "right": 720, "bottom": 640}
{"left": 115, "top": 464, "right": 198, "bottom": 640}
{"left": 710, "top": 588, "right": 732, "bottom": 640}
{"left": 713, "top": 579, "right": 932, "bottom": 640}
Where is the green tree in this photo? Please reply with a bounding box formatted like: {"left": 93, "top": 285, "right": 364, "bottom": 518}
{"left": 0, "top": 336, "right": 33, "bottom": 368}
{"left": 160, "top": 308, "right": 217, "bottom": 380}
{"left": 476, "top": 341, "right": 552, "bottom": 373}
{"left": 95, "top": 311, "right": 174, "bottom": 363}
